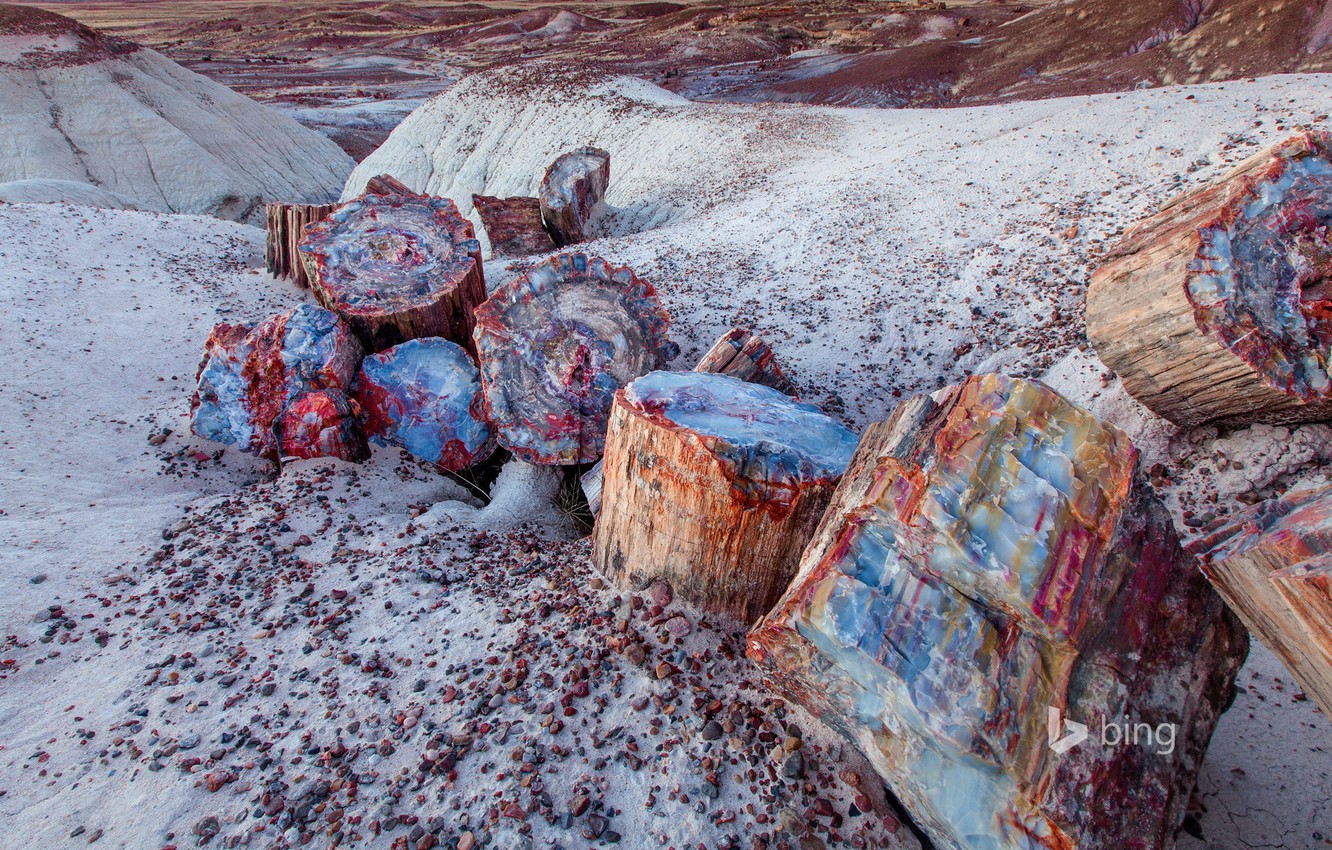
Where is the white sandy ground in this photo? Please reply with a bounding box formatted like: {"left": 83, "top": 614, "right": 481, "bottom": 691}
{"left": 0, "top": 70, "right": 1329, "bottom": 849}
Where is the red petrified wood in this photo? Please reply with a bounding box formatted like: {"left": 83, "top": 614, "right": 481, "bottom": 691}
{"left": 1088, "top": 132, "right": 1332, "bottom": 427}
{"left": 472, "top": 194, "right": 556, "bottom": 257}
{"left": 364, "top": 173, "right": 416, "bottom": 196}
{"left": 272, "top": 388, "right": 369, "bottom": 462}
{"left": 299, "top": 193, "right": 486, "bottom": 355}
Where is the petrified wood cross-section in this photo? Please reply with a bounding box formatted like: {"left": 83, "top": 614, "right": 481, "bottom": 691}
{"left": 1192, "top": 485, "right": 1332, "bottom": 719}
{"left": 473, "top": 252, "right": 677, "bottom": 465}
{"left": 539, "top": 146, "right": 610, "bottom": 247}
{"left": 1088, "top": 132, "right": 1332, "bottom": 427}
{"left": 299, "top": 193, "right": 486, "bottom": 354}
{"left": 594, "top": 371, "right": 856, "bottom": 623}
{"left": 748, "top": 374, "right": 1247, "bottom": 850}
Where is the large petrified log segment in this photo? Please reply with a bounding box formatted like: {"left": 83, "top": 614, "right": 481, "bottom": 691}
{"left": 1088, "top": 132, "right": 1332, "bottom": 427}
{"left": 748, "top": 374, "right": 1248, "bottom": 850}
{"left": 594, "top": 371, "right": 857, "bottom": 623}
{"left": 273, "top": 388, "right": 369, "bottom": 462}
{"left": 472, "top": 194, "right": 556, "bottom": 257}
{"left": 473, "top": 252, "right": 678, "bottom": 465}
{"left": 299, "top": 193, "right": 486, "bottom": 355}
{"left": 538, "top": 146, "right": 610, "bottom": 247}
{"left": 191, "top": 304, "right": 363, "bottom": 459}
{"left": 265, "top": 202, "right": 334, "bottom": 288}
{"left": 352, "top": 338, "right": 495, "bottom": 472}
{"left": 1191, "top": 485, "right": 1332, "bottom": 718}
{"left": 581, "top": 326, "right": 796, "bottom": 515}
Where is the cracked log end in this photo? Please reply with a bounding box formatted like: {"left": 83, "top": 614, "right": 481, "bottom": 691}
{"left": 472, "top": 194, "right": 556, "bottom": 257}
{"left": 1191, "top": 484, "right": 1332, "bottom": 719}
{"left": 748, "top": 374, "right": 1248, "bottom": 850}
{"left": 473, "top": 252, "right": 678, "bottom": 465}
{"left": 592, "top": 371, "right": 857, "bottom": 624}
{"left": 538, "top": 146, "right": 610, "bottom": 247}
{"left": 299, "top": 193, "right": 486, "bottom": 355}
{"left": 352, "top": 338, "right": 495, "bottom": 472}
{"left": 1089, "top": 132, "right": 1332, "bottom": 427}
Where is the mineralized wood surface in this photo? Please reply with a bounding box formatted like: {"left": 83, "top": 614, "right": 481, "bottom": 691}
{"left": 538, "top": 146, "right": 610, "bottom": 247}
{"left": 1088, "top": 132, "right": 1332, "bottom": 427}
{"left": 748, "top": 374, "right": 1248, "bottom": 850}
{"left": 593, "top": 371, "right": 857, "bottom": 623}
{"left": 473, "top": 252, "right": 677, "bottom": 465}
{"left": 1192, "top": 484, "right": 1332, "bottom": 719}
{"left": 264, "top": 202, "right": 334, "bottom": 288}
{"left": 472, "top": 194, "right": 556, "bottom": 257}
{"left": 364, "top": 173, "right": 415, "bottom": 196}
{"left": 272, "top": 388, "right": 369, "bottom": 462}
{"left": 299, "top": 193, "right": 486, "bottom": 354}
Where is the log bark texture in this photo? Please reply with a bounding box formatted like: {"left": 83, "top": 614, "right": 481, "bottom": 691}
{"left": 1087, "top": 132, "right": 1332, "bottom": 427}
{"left": 539, "top": 146, "right": 610, "bottom": 247}
{"left": 1191, "top": 484, "right": 1332, "bottom": 719}
{"left": 473, "top": 252, "right": 678, "bottom": 465}
{"left": 299, "top": 193, "right": 486, "bottom": 355}
{"left": 748, "top": 374, "right": 1248, "bottom": 850}
{"left": 265, "top": 202, "right": 334, "bottom": 288}
{"left": 592, "top": 371, "right": 857, "bottom": 623}
{"left": 364, "top": 173, "right": 415, "bottom": 196}
{"left": 472, "top": 194, "right": 556, "bottom": 257}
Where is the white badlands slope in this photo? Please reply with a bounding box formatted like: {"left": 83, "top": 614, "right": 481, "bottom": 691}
{"left": 0, "top": 8, "right": 354, "bottom": 220}
{"left": 0, "top": 71, "right": 1329, "bottom": 849}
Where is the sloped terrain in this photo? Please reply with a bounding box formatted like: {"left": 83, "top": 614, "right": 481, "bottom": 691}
{"left": 0, "top": 4, "right": 354, "bottom": 218}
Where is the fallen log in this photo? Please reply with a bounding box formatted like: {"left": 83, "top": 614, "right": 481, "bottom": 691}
{"left": 748, "top": 374, "right": 1248, "bottom": 850}
{"left": 352, "top": 338, "right": 496, "bottom": 472}
{"left": 264, "top": 202, "right": 334, "bottom": 288}
{"left": 581, "top": 326, "right": 796, "bottom": 515}
{"left": 539, "top": 146, "right": 610, "bottom": 247}
{"left": 364, "top": 173, "right": 415, "bottom": 196}
{"left": 299, "top": 193, "right": 486, "bottom": 355}
{"left": 593, "top": 371, "right": 856, "bottom": 623}
{"left": 191, "top": 304, "right": 363, "bottom": 459}
{"left": 1088, "top": 132, "right": 1332, "bottom": 427}
{"left": 1191, "top": 484, "right": 1332, "bottom": 719}
{"left": 273, "top": 388, "right": 370, "bottom": 462}
{"left": 472, "top": 194, "right": 556, "bottom": 257}
{"left": 473, "top": 252, "right": 678, "bottom": 465}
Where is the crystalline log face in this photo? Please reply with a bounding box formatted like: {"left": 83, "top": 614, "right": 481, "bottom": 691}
{"left": 1188, "top": 133, "right": 1332, "bottom": 399}
{"left": 748, "top": 375, "right": 1247, "bottom": 850}
{"left": 273, "top": 388, "right": 368, "bottom": 463}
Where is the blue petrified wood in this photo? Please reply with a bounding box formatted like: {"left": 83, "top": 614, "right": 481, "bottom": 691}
{"left": 191, "top": 304, "right": 363, "bottom": 459}
{"left": 748, "top": 374, "right": 1248, "bottom": 850}
{"left": 299, "top": 193, "right": 486, "bottom": 355}
{"left": 592, "top": 371, "right": 856, "bottom": 623}
{"left": 352, "top": 338, "right": 495, "bottom": 472}
{"left": 473, "top": 252, "right": 678, "bottom": 465}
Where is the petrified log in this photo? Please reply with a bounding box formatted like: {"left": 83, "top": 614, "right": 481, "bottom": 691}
{"left": 593, "top": 371, "right": 856, "bottom": 623}
{"left": 472, "top": 194, "right": 556, "bottom": 257}
{"left": 473, "top": 252, "right": 678, "bottom": 465}
{"left": 581, "top": 326, "right": 796, "bottom": 514}
{"left": 1088, "top": 132, "right": 1332, "bottom": 427}
{"left": 538, "top": 146, "right": 610, "bottom": 247}
{"left": 273, "top": 389, "right": 369, "bottom": 462}
{"left": 364, "top": 173, "right": 415, "bottom": 196}
{"left": 299, "top": 193, "right": 486, "bottom": 354}
{"left": 191, "top": 304, "right": 363, "bottom": 459}
{"left": 748, "top": 374, "right": 1248, "bottom": 850}
{"left": 352, "top": 338, "right": 495, "bottom": 471}
{"left": 265, "top": 202, "right": 334, "bottom": 288}
{"left": 1191, "top": 484, "right": 1332, "bottom": 719}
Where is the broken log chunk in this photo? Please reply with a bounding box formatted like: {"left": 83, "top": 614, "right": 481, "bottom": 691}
{"left": 299, "top": 193, "right": 486, "bottom": 355}
{"left": 538, "top": 146, "right": 610, "bottom": 247}
{"left": 265, "top": 202, "right": 334, "bottom": 288}
{"left": 592, "top": 371, "right": 857, "bottom": 623}
{"left": 472, "top": 194, "right": 556, "bottom": 257}
{"left": 352, "top": 338, "right": 495, "bottom": 472}
{"left": 1191, "top": 484, "right": 1332, "bottom": 719}
{"left": 273, "top": 389, "right": 369, "bottom": 462}
{"left": 748, "top": 374, "right": 1248, "bottom": 850}
{"left": 581, "top": 326, "right": 796, "bottom": 514}
{"left": 1088, "top": 132, "right": 1332, "bottom": 427}
{"left": 473, "top": 252, "right": 678, "bottom": 465}
{"left": 191, "top": 304, "right": 363, "bottom": 459}
{"left": 364, "top": 173, "right": 415, "bottom": 196}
